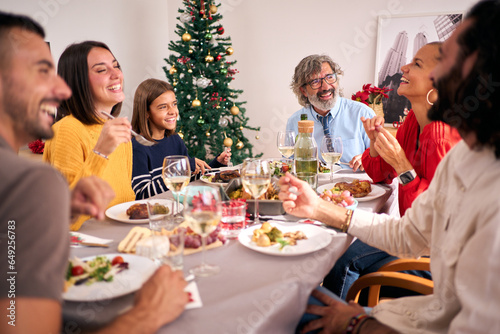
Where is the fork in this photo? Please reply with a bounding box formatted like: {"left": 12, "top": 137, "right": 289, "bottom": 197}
{"left": 100, "top": 111, "right": 156, "bottom": 146}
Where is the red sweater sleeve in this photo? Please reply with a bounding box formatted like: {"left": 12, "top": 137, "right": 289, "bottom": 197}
{"left": 361, "top": 148, "right": 396, "bottom": 184}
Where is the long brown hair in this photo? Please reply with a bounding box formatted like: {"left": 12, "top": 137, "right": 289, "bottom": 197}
{"left": 57, "top": 41, "right": 122, "bottom": 124}
{"left": 132, "top": 78, "right": 176, "bottom": 141}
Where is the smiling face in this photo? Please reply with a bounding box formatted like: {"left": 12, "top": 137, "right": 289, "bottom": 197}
{"left": 147, "top": 91, "right": 178, "bottom": 139}
{"left": 0, "top": 28, "right": 71, "bottom": 148}
{"left": 300, "top": 62, "right": 339, "bottom": 115}
{"left": 398, "top": 44, "right": 440, "bottom": 103}
{"left": 87, "top": 47, "right": 124, "bottom": 113}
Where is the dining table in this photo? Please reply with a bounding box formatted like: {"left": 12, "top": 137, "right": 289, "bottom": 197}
{"left": 62, "top": 169, "right": 398, "bottom": 334}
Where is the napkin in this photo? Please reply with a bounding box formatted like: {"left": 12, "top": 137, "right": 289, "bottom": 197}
{"left": 185, "top": 281, "right": 202, "bottom": 309}
{"left": 70, "top": 232, "right": 113, "bottom": 247}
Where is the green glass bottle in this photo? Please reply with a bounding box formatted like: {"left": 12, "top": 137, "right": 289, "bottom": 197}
{"left": 294, "top": 120, "right": 318, "bottom": 190}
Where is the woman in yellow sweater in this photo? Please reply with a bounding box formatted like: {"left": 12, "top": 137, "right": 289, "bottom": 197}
{"left": 43, "top": 41, "right": 135, "bottom": 230}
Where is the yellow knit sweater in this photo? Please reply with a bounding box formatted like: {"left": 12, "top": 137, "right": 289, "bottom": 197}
{"left": 43, "top": 115, "right": 135, "bottom": 230}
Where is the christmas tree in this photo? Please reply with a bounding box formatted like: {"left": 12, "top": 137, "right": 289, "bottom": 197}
{"left": 164, "top": 0, "right": 261, "bottom": 164}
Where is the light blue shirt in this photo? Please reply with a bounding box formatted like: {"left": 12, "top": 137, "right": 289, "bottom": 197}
{"left": 286, "top": 97, "right": 374, "bottom": 165}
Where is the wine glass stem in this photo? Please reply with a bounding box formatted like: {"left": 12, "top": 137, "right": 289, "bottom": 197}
{"left": 254, "top": 198, "right": 260, "bottom": 223}
{"left": 201, "top": 234, "right": 207, "bottom": 265}
{"left": 330, "top": 163, "right": 334, "bottom": 182}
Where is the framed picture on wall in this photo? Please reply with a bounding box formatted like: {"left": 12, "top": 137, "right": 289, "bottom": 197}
{"left": 375, "top": 12, "right": 463, "bottom": 123}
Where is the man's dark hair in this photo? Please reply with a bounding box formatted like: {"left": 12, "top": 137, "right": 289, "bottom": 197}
{"left": 0, "top": 12, "right": 45, "bottom": 69}
{"left": 429, "top": 0, "right": 500, "bottom": 158}
{"left": 57, "top": 41, "right": 122, "bottom": 124}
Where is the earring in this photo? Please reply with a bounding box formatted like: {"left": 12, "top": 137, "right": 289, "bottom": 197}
{"left": 426, "top": 89, "right": 435, "bottom": 105}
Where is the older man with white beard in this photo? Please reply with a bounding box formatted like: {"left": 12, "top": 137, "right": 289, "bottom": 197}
{"left": 287, "top": 55, "right": 374, "bottom": 171}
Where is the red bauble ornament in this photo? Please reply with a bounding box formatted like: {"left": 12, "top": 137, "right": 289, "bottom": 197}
{"left": 217, "top": 27, "right": 224, "bottom": 35}
{"left": 199, "top": 10, "right": 205, "bottom": 16}
{"left": 215, "top": 54, "right": 222, "bottom": 61}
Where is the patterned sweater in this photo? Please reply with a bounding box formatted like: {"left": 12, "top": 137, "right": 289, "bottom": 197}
{"left": 132, "top": 134, "right": 224, "bottom": 199}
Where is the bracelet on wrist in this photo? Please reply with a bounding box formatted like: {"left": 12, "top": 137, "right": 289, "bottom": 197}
{"left": 340, "top": 209, "right": 353, "bottom": 233}
{"left": 92, "top": 149, "right": 109, "bottom": 160}
{"left": 344, "top": 313, "right": 372, "bottom": 334}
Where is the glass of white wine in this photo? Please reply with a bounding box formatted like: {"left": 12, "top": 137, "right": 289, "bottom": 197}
{"left": 277, "top": 130, "right": 296, "bottom": 158}
{"left": 162, "top": 155, "right": 191, "bottom": 224}
{"left": 240, "top": 159, "right": 271, "bottom": 224}
{"left": 320, "top": 135, "right": 343, "bottom": 182}
{"left": 184, "top": 186, "right": 222, "bottom": 277}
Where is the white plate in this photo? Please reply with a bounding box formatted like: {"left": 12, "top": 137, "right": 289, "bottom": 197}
{"left": 317, "top": 177, "right": 386, "bottom": 202}
{"left": 105, "top": 199, "right": 182, "bottom": 224}
{"left": 63, "top": 254, "right": 156, "bottom": 301}
{"left": 318, "top": 164, "right": 342, "bottom": 179}
{"left": 238, "top": 222, "right": 332, "bottom": 256}
{"left": 200, "top": 170, "right": 240, "bottom": 185}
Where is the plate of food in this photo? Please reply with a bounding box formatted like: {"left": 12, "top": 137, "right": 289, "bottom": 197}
{"left": 318, "top": 164, "right": 342, "bottom": 179}
{"left": 238, "top": 222, "right": 332, "bottom": 256}
{"left": 63, "top": 253, "right": 156, "bottom": 301}
{"left": 267, "top": 159, "right": 293, "bottom": 177}
{"left": 317, "top": 177, "right": 386, "bottom": 202}
{"left": 105, "top": 199, "right": 182, "bottom": 224}
{"left": 200, "top": 169, "right": 240, "bottom": 184}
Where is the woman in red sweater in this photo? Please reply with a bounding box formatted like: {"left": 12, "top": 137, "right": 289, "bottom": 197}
{"left": 323, "top": 42, "right": 461, "bottom": 300}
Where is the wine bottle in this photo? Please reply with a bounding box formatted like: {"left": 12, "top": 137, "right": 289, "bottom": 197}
{"left": 294, "top": 120, "right": 318, "bottom": 190}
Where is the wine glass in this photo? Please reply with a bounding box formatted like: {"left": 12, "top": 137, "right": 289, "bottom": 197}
{"left": 184, "top": 186, "right": 222, "bottom": 277}
{"left": 240, "top": 159, "right": 271, "bottom": 224}
{"left": 162, "top": 155, "right": 191, "bottom": 224}
{"left": 320, "top": 136, "right": 343, "bottom": 182}
{"left": 277, "top": 130, "right": 296, "bottom": 159}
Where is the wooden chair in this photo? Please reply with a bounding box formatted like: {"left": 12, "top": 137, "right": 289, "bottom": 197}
{"left": 345, "top": 258, "right": 433, "bottom": 307}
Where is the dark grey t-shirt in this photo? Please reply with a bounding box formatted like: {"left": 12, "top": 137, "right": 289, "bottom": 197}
{"left": 0, "top": 136, "right": 69, "bottom": 302}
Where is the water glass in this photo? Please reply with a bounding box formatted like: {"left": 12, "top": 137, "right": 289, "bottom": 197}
{"left": 220, "top": 201, "right": 247, "bottom": 239}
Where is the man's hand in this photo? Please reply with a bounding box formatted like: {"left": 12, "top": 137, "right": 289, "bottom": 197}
{"left": 278, "top": 172, "right": 320, "bottom": 218}
{"left": 300, "top": 289, "right": 365, "bottom": 334}
{"left": 71, "top": 176, "right": 115, "bottom": 220}
{"left": 349, "top": 154, "right": 364, "bottom": 172}
{"left": 134, "top": 266, "right": 189, "bottom": 327}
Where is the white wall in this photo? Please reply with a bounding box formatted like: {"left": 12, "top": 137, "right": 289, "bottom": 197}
{"left": 2, "top": 0, "right": 476, "bottom": 158}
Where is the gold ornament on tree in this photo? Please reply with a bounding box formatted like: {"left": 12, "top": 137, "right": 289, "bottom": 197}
{"left": 223, "top": 131, "right": 233, "bottom": 147}
{"left": 236, "top": 140, "right": 244, "bottom": 149}
{"left": 169, "top": 66, "right": 177, "bottom": 75}
{"left": 182, "top": 32, "right": 192, "bottom": 42}
{"left": 178, "top": 131, "right": 184, "bottom": 139}
{"left": 209, "top": 4, "right": 217, "bottom": 14}
{"left": 226, "top": 47, "right": 234, "bottom": 55}
{"left": 192, "top": 98, "right": 201, "bottom": 107}
{"left": 205, "top": 131, "right": 211, "bottom": 137}
{"left": 205, "top": 51, "right": 214, "bottom": 63}
{"left": 230, "top": 106, "right": 240, "bottom": 115}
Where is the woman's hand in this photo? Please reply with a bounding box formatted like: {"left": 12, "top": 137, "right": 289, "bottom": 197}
{"left": 94, "top": 117, "right": 132, "bottom": 156}
{"left": 361, "top": 115, "right": 385, "bottom": 142}
{"left": 278, "top": 173, "right": 320, "bottom": 218}
{"left": 300, "top": 289, "right": 365, "bottom": 334}
{"left": 217, "top": 148, "right": 231, "bottom": 165}
{"left": 373, "top": 127, "right": 413, "bottom": 174}
{"left": 361, "top": 116, "right": 385, "bottom": 158}
{"left": 349, "top": 154, "right": 364, "bottom": 172}
{"left": 194, "top": 158, "right": 210, "bottom": 174}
